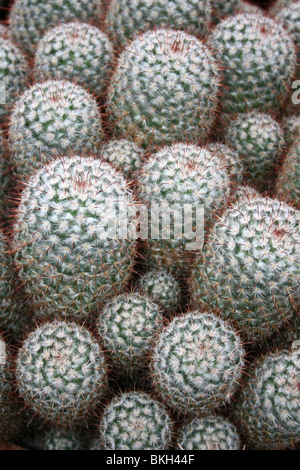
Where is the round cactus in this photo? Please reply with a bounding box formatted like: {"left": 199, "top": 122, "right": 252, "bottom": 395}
{"left": 207, "top": 142, "right": 244, "bottom": 184}
{"left": 212, "top": 0, "right": 259, "bottom": 23}
{"left": 100, "top": 139, "right": 144, "bottom": 176}
{"left": 34, "top": 22, "right": 114, "bottom": 98}
{"left": 276, "top": 141, "right": 300, "bottom": 208}
{"left": 43, "top": 428, "right": 87, "bottom": 450}
{"left": 8, "top": 0, "right": 102, "bottom": 53}
{"left": 107, "top": 28, "right": 222, "bottom": 147}
{"left": 8, "top": 79, "right": 103, "bottom": 182}
{"left": 106, "top": 0, "right": 212, "bottom": 47}
{"left": 98, "top": 392, "right": 172, "bottom": 450}
{"left": 15, "top": 320, "right": 107, "bottom": 426}
{"left": 97, "top": 293, "right": 163, "bottom": 375}
{"left": 137, "top": 268, "right": 181, "bottom": 313}
{"left": 176, "top": 415, "right": 241, "bottom": 450}
{"left": 235, "top": 348, "right": 300, "bottom": 449}
{"left": 282, "top": 115, "right": 300, "bottom": 148}
{"left": 11, "top": 155, "right": 137, "bottom": 319}
{"left": 209, "top": 12, "right": 297, "bottom": 115}
{"left": 190, "top": 196, "right": 300, "bottom": 342}
{"left": 0, "top": 36, "right": 28, "bottom": 120}
{"left": 150, "top": 312, "right": 246, "bottom": 415}
{"left": 139, "top": 143, "right": 231, "bottom": 269}
{"left": 225, "top": 112, "right": 285, "bottom": 189}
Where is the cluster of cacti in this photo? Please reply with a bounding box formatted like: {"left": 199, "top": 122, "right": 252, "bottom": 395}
{"left": 0, "top": 0, "right": 298, "bottom": 452}
{"left": 34, "top": 22, "right": 114, "bottom": 98}
{"left": 97, "top": 392, "right": 173, "bottom": 450}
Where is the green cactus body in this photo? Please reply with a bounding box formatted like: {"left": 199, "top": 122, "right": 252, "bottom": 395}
{"left": 100, "top": 139, "right": 144, "bottom": 176}
{"left": 176, "top": 415, "right": 241, "bottom": 450}
{"left": 207, "top": 143, "right": 244, "bottom": 184}
{"left": 15, "top": 320, "right": 107, "bottom": 426}
{"left": 43, "top": 429, "right": 87, "bottom": 450}
{"left": 99, "top": 392, "right": 173, "bottom": 450}
{"left": 139, "top": 143, "right": 231, "bottom": 269}
{"left": 137, "top": 268, "right": 181, "bottom": 313}
{"left": 107, "top": 29, "right": 222, "bottom": 147}
{"left": 106, "top": 0, "right": 212, "bottom": 47}
{"left": 282, "top": 115, "right": 300, "bottom": 148}
{"left": 190, "top": 196, "right": 300, "bottom": 342}
{"left": 150, "top": 312, "right": 246, "bottom": 415}
{"left": 97, "top": 293, "right": 163, "bottom": 375}
{"left": 9, "top": 0, "right": 102, "bottom": 53}
{"left": 276, "top": 141, "right": 300, "bottom": 208}
{"left": 8, "top": 79, "right": 103, "bottom": 181}
{"left": 235, "top": 348, "right": 300, "bottom": 449}
{"left": 211, "top": 0, "right": 258, "bottom": 24}
{"left": 0, "top": 36, "right": 28, "bottom": 120}
{"left": 225, "top": 112, "right": 285, "bottom": 189}
{"left": 209, "top": 13, "right": 296, "bottom": 115}
{"left": 34, "top": 22, "right": 114, "bottom": 98}
{"left": 12, "top": 156, "right": 137, "bottom": 319}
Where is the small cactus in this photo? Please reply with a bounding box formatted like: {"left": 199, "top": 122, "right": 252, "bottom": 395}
{"left": 276, "top": 141, "right": 300, "bottom": 208}
{"left": 0, "top": 36, "right": 28, "bottom": 120}
{"left": 8, "top": 79, "right": 103, "bottom": 181}
{"left": 207, "top": 142, "right": 244, "bottom": 184}
{"left": 100, "top": 139, "right": 144, "bottom": 176}
{"left": 137, "top": 268, "right": 181, "bottom": 313}
{"left": 11, "top": 155, "right": 137, "bottom": 319}
{"left": 98, "top": 392, "right": 173, "bottom": 450}
{"left": 150, "top": 311, "right": 246, "bottom": 415}
{"left": 106, "top": 0, "right": 212, "bottom": 47}
{"left": 176, "top": 415, "right": 241, "bottom": 450}
{"left": 43, "top": 428, "right": 87, "bottom": 450}
{"left": 15, "top": 320, "right": 107, "bottom": 426}
{"left": 235, "top": 348, "right": 300, "bottom": 449}
{"left": 97, "top": 293, "right": 163, "bottom": 375}
{"left": 107, "top": 28, "right": 222, "bottom": 147}
{"left": 225, "top": 112, "right": 285, "bottom": 189}
{"left": 282, "top": 115, "right": 300, "bottom": 148}
{"left": 34, "top": 22, "right": 114, "bottom": 98}
{"left": 190, "top": 195, "right": 300, "bottom": 342}
{"left": 209, "top": 12, "right": 297, "bottom": 115}
{"left": 9, "top": 0, "right": 102, "bottom": 53}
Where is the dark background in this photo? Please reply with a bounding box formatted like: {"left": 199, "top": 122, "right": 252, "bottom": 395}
{"left": 0, "top": 0, "right": 279, "bottom": 22}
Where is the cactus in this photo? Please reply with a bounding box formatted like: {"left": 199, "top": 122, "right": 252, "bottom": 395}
{"left": 0, "top": 334, "right": 22, "bottom": 442}
{"left": 0, "top": 36, "right": 28, "bottom": 120}
{"left": 137, "top": 268, "right": 181, "bottom": 313}
{"left": 176, "top": 415, "right": 241, "bottom": 450}
{"left": 100, "top": 139, "right": 144, "bottom": 176}
{"left": 190, "top": 196, "right": 300, "bottom": 342}
{"left": 8, "top": 0, "right": 102, "bottom": 53}
{"left": 139, "top": 143, "right": 231, "bottom": 269}
{"left": 15, "top": 320, "right": 107, "bottom": 426}
{"left": 276, "top": 141, "right": 300, "bottom": 208}
{"left": 150, "top": 312, "right": 246, "bottom": 415}
{"left": 235, "top": 348, "right": 300, "bottom": 449}
{"left": 209, "top": 12, "right": 297, "bottom": 116}
{"left": 43, "top": 428, "right": 87, "bottom": 450}
{"left": 225, "top": 112, "right": 285, "bottom": 189}
{"left": 8, "top": 79, "right": 103, "bottom": 182}
{"left": 212, "top": 0, "right": 259, "bottom": 24}
{"left": 207, "top": 143, "right": 244, "bottom": 184}
{"left": 34, "top": 22, "right": 114, "bottom": 98}
{"left": 97, "top": 293, "right": 163, "bottom": 375}
{"left": 11, "top": 155, "right": 137, "bottom": 319}
{"left": 107, "top": 28, "right": 222, "bottom": 147}
{"left": 282, "top": 115, "right": 300, "bottom": 148}
{"left": 106, "top": 0, "right": 212, "bottom": 47}
{"left": 98, "top": 392, "right": 173, "bottom": 450}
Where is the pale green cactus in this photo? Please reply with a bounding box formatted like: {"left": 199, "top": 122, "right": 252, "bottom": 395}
{"left": 276, "top": 141, "right": 300, "bottom": 208}
{"left": 137, "top": 268, "right": 181, "bottom": 313}
{"left": 100, "top": 139, "right": 144, "bottom": 176}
